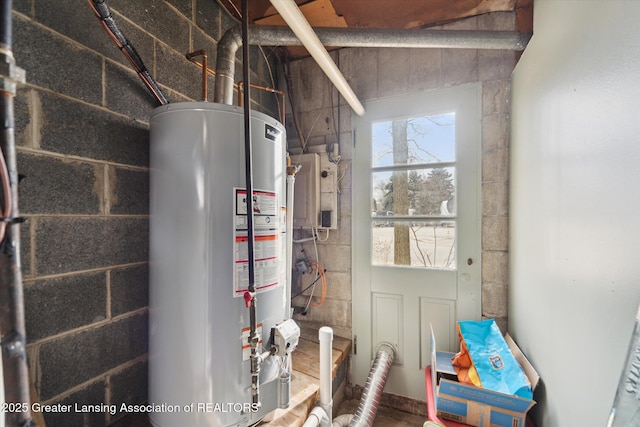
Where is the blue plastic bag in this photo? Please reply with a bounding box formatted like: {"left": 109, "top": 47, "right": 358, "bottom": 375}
{"left": 452, "top": 319, "right": 532, "bottom": 399}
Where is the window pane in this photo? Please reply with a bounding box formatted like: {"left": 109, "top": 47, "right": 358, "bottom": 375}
{"left": 372, "top": 167, "right": 456, "bottom": 216}
{"left": 371, "top": 220, "right": 456, "bottom": 269}
{"left": 372, "top": 113, "right": 455, "bottom": 167}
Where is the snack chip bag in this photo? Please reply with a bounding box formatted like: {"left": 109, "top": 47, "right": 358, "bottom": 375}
{"left": 451, "top": 319, "right": 532, "bottom": 399}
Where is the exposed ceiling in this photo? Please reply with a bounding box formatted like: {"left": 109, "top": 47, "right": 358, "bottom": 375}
{"left": 219, "top": 0, "right": 533, "bottom": 58}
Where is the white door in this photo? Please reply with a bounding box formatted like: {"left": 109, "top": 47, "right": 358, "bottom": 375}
{"left": 352, "top": 84, "right": 482, "bottom": 400}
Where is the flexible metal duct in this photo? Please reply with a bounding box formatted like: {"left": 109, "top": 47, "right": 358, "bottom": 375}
{"left": 301, "top": 335, "right": 395, "bottom": 427}
{"left": 348, "top": 343, "right": 395, "bottom": 427}
{"left": 213, "top": 24, "right": 531, "bottom": 105}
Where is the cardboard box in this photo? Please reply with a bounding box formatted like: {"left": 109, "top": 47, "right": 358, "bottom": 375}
{"left": 430, "top": 326, "right": 540, "bottom": 427}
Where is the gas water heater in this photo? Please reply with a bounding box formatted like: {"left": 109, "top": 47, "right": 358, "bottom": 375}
{"left": 149, "top": 102, "right": 298, "bottom": 427}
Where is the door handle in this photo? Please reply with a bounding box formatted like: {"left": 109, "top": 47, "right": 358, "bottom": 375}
{"left": 467, "top": 258, "right": 473, "bottom": 266}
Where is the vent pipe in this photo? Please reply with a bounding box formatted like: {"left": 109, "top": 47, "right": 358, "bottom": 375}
{"left": 213, "top": 24, "right": 531, "bottom": 110}
{"left": 213, "top": 27, "right": 242, "bottom": 106}
{"left": 348, "top": 343, "right": 395, "bottom": 427}
{"left": 252, "top": 25, "right": 530, "bottom": 50}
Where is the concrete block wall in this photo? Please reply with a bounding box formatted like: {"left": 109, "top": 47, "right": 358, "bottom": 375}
{"left": 288, "top": 12, "right": 518, "bottom": 336}
{"left": 12, "top": 1, "right": 279, "bottom": 426}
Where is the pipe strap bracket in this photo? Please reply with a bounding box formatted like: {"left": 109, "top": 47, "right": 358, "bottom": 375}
{"left": 1, "top": 330, "right": 27, "bottom": 360}
{"left": 0, "top": 216, "right": 26, "bottom": 224}
{"left": 0, "top": 51, "right": 25, "bottom": 96}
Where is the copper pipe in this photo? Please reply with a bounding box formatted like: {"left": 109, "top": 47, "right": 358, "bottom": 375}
{"left": 185, "top": 53, "right": 286, "bottom": 124}
{"left": 88, "top": 0, "right": 168, "bottom": 105}
{"left": 238, "top": 81, "right": 286, "bottom": 125}
{"left": 187, "top": 54, "right": 285, "bottom": 123}
{"left": 185, "top": 50, "right": 208, "bottom": 101}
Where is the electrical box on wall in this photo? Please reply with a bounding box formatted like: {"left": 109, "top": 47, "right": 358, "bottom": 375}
{"left": 292, "top": 147, "right": 339, "bottom": 230}
{"left": 292, "top": 153, "right": 320, "bottom": 229}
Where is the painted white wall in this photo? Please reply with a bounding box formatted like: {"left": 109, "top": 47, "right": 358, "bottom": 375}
{"left": 510, "top": 1, "right": 640, "bottom": 425}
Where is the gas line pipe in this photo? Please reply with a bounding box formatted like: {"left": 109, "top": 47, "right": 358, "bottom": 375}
{"left": 0, "top": 1, "right": 31, "bottom": 426}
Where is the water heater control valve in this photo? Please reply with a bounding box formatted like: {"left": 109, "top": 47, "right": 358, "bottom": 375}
{"left": 272, "top": 319, "right": 300, "bottom": 357}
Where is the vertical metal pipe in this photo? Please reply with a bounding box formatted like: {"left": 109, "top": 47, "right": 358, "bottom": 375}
{"left": 185, "top": 50, "right": 208, "bottom": 101}
{"left": 0, "top": 2, "right": 31, "bottom": 426}
{"left": 240, "top": 2, "right": 254, "bottom": 296}
{"left": 240, "top": 0, "right": 261, "bottom": 408}
{"left": 0, "top": 97, "right": 29, "bottom": 427}
{"left": 0, "top": 1, "right": 10, "bottom": 47}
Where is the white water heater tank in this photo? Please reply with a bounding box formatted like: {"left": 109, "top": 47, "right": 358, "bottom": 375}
{"left": 148, "top": 102, "right": 288, "bottom": 427}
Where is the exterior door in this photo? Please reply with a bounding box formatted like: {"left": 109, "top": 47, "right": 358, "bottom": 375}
{"left": 352, "top": 84, "right": 482, "bottom": 400}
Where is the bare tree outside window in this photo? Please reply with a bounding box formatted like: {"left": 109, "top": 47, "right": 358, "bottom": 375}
{"left": 371, "top": 113, "right": 456, "bottom": 269}
{"left": 392, "top": 120, "right": 411, "bottom": 265}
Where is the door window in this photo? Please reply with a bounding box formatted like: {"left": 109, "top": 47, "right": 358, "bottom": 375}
{"left": 371, "top": 114, "right": 457, "bottom": 269}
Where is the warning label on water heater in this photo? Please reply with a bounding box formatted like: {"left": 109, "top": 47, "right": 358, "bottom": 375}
{"left": 233, "top": 188, "right": 281, "bottom": 296}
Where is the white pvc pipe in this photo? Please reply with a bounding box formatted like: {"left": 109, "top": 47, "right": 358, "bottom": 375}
{"left": 280, "top": 170, "right": 297, "bottom": 409}
{"left": 0, "top": 348, "right": 4, "bottom": 427}
{"left": 303, "top": 406, "right": 329, "bottom": 427}
{"left": 286, "top": 173, "right": 296, "bottom": 318}
{"left": 319, "top": 326, "right": 334, "bottom": 426}
{"left": 332, "top": 414, "right": 353, "bottom": 427}
{"left": 268, "top": 0, "right": 365, "bottom": 116}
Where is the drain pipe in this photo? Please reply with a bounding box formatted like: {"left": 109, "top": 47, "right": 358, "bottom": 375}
{"left": 301, "top": 327, "right": 334, "bottom": 427}
{"left": 318, "top": 326, "right": 333, "bottom": 426}
{"left": 302, "top": 328, "right": 396, "bottom": 427}
{"left": 0, "top": 1, "right": 31, "bottom": 427}
{"left": 213, "top": 24, "right": 531, "bottom": 106}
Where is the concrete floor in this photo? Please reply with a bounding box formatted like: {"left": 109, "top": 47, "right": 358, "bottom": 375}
{"left": 109, "top": 399, "right": 428, "bottom": 426}
{"left": 109, "top": 328, "right": 429, "bottom": 427}
{"left": 336, "top": 399, "right": 427, "bottom": 426}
